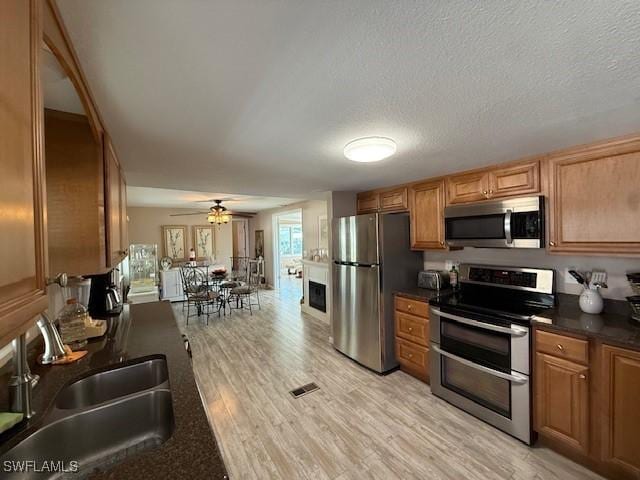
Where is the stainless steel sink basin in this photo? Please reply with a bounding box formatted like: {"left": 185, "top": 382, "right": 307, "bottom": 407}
{"left": 56, "top": 357, "right": 169, "bottom": 410}
{"left": 1, "top": 390, "right": 175, "bottom": 479}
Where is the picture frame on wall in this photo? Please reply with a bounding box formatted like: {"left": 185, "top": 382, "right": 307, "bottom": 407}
{"left": 255, "top": 229, "right": 264, "bottom": 258}
{"left": 318, "top": 215, "right": 328, "bottom": 249}
{"left": 193, "top": 225, "right": 215, "bottom": 261}
{"left": 162, "top": 225, "right": 187, "bottom": 262}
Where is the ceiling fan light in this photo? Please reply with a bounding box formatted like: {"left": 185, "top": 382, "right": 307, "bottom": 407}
{"left": 344, "top": 136, "right": 396, "bottom": 162}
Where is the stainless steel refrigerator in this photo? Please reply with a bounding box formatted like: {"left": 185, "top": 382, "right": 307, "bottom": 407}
{"left": 332, "top": 213, "right": 423, "bottom": 373}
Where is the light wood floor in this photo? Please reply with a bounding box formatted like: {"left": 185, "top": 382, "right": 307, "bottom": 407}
{"left": 174, "top": 288, "right": 603, "bottom": 480}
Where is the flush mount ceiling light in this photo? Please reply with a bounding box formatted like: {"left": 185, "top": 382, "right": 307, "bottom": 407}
{"left": 344, "top": 136, "right": 397, "bottom": 162}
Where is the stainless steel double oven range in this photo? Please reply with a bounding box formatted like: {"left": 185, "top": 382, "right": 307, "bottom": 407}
{"left": 430, "top": 264, "right": 555, "bottom": 444}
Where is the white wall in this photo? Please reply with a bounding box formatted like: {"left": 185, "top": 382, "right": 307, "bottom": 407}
{"left": 248, "top": 199, "right": 328, "bottom": 286}
{"left": 423, "top": 249, "right": 640, "bottom": 300}
{"left": 127, "top": 207, "right": 234, "bottom": 271}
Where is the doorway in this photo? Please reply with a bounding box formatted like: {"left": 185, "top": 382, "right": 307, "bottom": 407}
{"left": 272, "top": 209, "right": 303, "bottom": 298}
{"left": 232, "top": 218, "right": 248, "bottom": 274}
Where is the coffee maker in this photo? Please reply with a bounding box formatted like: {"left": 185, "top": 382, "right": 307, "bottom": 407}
{"left": 87, "top": 269, "right": 123, "bottom": 317}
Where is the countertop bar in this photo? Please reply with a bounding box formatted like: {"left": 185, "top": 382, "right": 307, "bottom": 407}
{"left": 532, "top": 293, "right": 640, "bottom": 349}
{"left": 394, "top": 288, "right": 452, "bottom": 303}
{"left": 0, "top": 301, "right": 228, "bottom": 479}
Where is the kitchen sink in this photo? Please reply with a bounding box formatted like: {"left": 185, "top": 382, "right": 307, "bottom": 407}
{"left": 1, "top": 390, "right": 175, "bottom": 479}
{"left": 56, "top": 357, "right": 169, "bottom": 410}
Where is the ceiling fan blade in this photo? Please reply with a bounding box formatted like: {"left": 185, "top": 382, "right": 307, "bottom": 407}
{"left": 169, "top": 211, "right": 210, "bottom": 216}
{"left": 229, "top": 211, "right": 256, "bottom": 218}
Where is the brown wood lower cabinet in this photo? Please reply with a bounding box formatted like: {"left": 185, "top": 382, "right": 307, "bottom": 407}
{"left": 600, "top": 345, "right": 640, "bottom": 478}
{"left": 535, "top": 352, "right": 589, "bottom": 454}
{"left": 396, "top": 338, "right": 429, "bottom": 383}
{"left": 394, "top": 295, "right": 429, "bottom": 382}
{"left": 534, "top": 328, "right": 640, "bottom": 480}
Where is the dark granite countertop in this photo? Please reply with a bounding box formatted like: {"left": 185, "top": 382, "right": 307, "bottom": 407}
{"left": 0, "top": 301, "right": 228, "bottom": 479}
{"left": 394, "top": 288, "right": 453, "bottom": 303}
{"left": 532, "top": 293, "right": 640, "bottom": 350}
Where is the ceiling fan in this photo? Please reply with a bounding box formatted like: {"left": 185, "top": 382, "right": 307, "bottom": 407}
{"left": 169, "top": 199, "right": 254, "bottom": 224}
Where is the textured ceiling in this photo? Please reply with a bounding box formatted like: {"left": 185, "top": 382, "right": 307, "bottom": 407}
{"left": 57, "top": 0, "right": 640, "bottom": 197}
{"left": 126, "top": 186, "right": 297, "bottom": 211}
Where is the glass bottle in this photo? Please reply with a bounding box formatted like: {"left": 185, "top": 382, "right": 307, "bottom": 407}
{"left": 57, "top": 298, "right": 89, "bottom": 350}
{"left": 449, "top": 264, "right": 459, "bottom": 290}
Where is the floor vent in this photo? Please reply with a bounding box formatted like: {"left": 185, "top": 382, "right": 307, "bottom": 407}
{"left": 290, "top": 382, "right": 319, "bottom": 399}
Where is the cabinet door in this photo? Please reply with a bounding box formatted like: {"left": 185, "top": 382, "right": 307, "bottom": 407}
{"left": 379, "top": 187, "right": 408, "bottom": 212}
{"left": 409, "top": 180, "right": 446, "bottom": 249}
{"left": 600, "top": 345, "right": 640, "bottom": 477}
{"left": 488, "top": 160, "right": 540, "bottom": 199}
{"left": 105, "top": 139, "right": 122, "bottom": 267}
{"left": 119, "top": 171, "right": 128, "bottom": 255}
{"left": 535, "top": 352, "right": 589, "bottom": 454}
{"left": 356, "top": 192, "right": 379, "bottom": 213}
{"left": 0, "top": 0, "right": 49, "bottom": 347}
{"left": 446, "top": 171, "right": 489, "bottom": 204}
{"left": 548, "top": 141, "right": 640, "bottom": 254}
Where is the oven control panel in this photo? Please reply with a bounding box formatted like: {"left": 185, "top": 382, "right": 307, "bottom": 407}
{"left": 468, "top": 267, "right": 537, "bottom": 288}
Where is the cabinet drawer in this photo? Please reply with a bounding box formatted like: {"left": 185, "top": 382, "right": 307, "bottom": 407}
{"left": 395, "top": 312, "right": 429, "bottom": 347}
{"left": 396, "top": 337, "right": 429, "bottom": 382}
{"left": 536, "top": 329, "right": 589, "bottom": 365}
{"left": 380, "top": 187, "right": 408, "bottom": 211}
{"left": 395, "top": 296, "right": 429, "bottom": 318}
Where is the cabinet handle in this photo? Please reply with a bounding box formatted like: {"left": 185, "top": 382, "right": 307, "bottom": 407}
{"left": 440, "top": 241, "right": 445, "bottom": 246}
{"left": 482, "top": 190, "right": 488, "bottom": 195}
{"left": 489, "top": 189, "right": 494, "bottom": 195}
{"left": 579, "top": 374, "right": 587, "bottom": 380}
{"left": 408, "top": 327, "right": 413, "bottom": 332}
{"left": 46, "top": 273, "right": 68, "bottom": 288}
{"left": 549, "top": 241, "right": 556, "bottom": 247}
{"left": 556, "top": 344, "right": 564, "bottom": 351}
{"left": 408, "top": 353, "right": 413, "bottom": 359}
{"left": 407, "top": 304, "right": 412, "bottom": 310}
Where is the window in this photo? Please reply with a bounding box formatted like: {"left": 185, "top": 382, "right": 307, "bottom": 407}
{"left": 279, "top": 224, "right": 302, "bottom": 256}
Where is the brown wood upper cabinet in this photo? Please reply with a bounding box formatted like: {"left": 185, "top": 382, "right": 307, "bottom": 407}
{"left": 356, "top": 192, "right": 379, "bottom": 213}
{"left": 0, "top": 0, "right": 49, "bottom": 348}
{"left": 45, "top": 110, "right": 107, "bottom": 277}
{"left": 548, "top": 137, "right": 640, "bottom": 255}
{"left": 409, "top": 179, "right": 446, "bottom": 250}
{"left": 356, "top": 186, "right": 408, "bottom": 214}
{"left": 379, "top": 187, "right": 408, "bottom": 212}
{"left": 106, "top": 139, "right": 128, "bottom": 267}
{"left": 447, "top": 160, "right": 540, "bottom": 204}
{"left": 600, "top": 345, "right": 640, "bottom": 478}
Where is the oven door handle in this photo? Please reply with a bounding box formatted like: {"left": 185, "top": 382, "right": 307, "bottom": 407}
{"left": 431, "top": 308, "right": 528, "bottom": 337}
{"left": 432, "top": 345, "right": 529, "bottom": 384}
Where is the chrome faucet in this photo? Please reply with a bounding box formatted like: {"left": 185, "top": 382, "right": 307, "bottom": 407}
{"left": 8, "top": 334, "right": 38, "bottom": 418}
{"left": 37, "top": 313, "right": 68, "bottom": 364}
{"left": 8, "top": 313, "right": 69, "bottom": 418}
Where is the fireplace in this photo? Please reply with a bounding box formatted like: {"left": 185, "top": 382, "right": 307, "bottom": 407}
{"left": 308, "top": 281, "right": 326, "bottom": 313}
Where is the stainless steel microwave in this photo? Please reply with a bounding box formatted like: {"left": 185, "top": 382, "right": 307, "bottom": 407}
{"left": 444, "top": 196, "right": 544, "bottom": 248}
